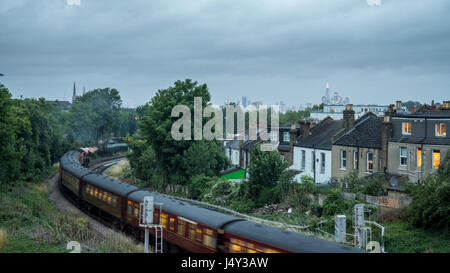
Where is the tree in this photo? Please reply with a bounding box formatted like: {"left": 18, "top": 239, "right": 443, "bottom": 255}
{"left": 407, "top": 152, "right": 450, "bottom": 230}
{"left": 248, "top": 143, "right": 288, "bottom": 205}
{"left": 137, "top": 79, "right": 225, "bottom": 186}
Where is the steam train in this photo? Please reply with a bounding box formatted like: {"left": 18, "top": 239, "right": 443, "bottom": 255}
{"left": 59, "top": 149, "right": 365, "bottom": 253}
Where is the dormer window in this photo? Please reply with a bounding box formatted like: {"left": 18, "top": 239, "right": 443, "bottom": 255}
{"left": 402, "top": 122, "right": 412, "bottom": 135}
{"left": 435, "top": 123, "right": 446, "bottom": 137}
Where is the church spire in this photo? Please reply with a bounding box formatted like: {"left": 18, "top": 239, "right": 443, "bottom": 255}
{"left": 72, "top": 82, "right": 77, "bottom": 103}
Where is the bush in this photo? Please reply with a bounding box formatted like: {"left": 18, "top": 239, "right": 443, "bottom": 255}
{"left": 363, "top": 175, "right": 386, "bottom": 196}
{"left": 256, "top": 186, "right": 281, "bottom": 207}
{"left": 407, "top": 152, "right": 450, "bottom": 230}
{"left": 322, "top": 189, "right": 347, "bottom": 216}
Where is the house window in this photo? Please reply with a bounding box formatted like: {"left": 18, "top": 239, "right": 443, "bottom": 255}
{"left": 417, "top": 148, "right": 422, "bottom": 168}
{"left": 320, "top": 153, "right": 325, "bottom": 174}
{"left": 367, "top": 152, "right": 374, "bottom": 173}
{"left": 353, "top": 151, "right": 358, "bottom": 169}
{"left": 402, "top": 122, "right": 412, "bottom": 135}
{"left": 301, "top": 150, "right": 305, "bottom": 170}
{"left": 433, "top": 150, "right": 440, "bottom": 169}
{"left": 283, "top": 132, "right": 290, "bottom": 142}
{"left": 270, "top": 131, "right": 278, "bottom": 142}
{"left": 400, "top": 147, "right": 407, "bottom": 166}
{"left": 435, "top": 123, "right": 446, "bottom": 136}
{"left": 340, "top": 150, "right": 347, "bottom": 170}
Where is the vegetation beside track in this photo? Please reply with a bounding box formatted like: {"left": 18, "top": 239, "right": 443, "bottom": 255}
{"left": 0, "top": 168, "right": 143, "bottom": 253}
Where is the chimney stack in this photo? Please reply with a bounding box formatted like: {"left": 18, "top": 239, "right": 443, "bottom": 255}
{"left": 343, "top": 104, "right": 355, "bottom": 132}
{"left": 395, "top": 100, "right": 402, "bottom": 111}
{"left": 443, "top": 101, "right": 450, "bottom": 110}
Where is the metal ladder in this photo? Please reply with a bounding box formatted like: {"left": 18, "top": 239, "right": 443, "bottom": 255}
{"left": 154, "top": 226, "right": 163, "bottom": 253}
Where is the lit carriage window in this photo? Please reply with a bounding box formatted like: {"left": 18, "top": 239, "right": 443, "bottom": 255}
{"left": 169, "top": 218, "right": 175, "bottom": 231}
{"left": 133, "top": 206, "right": 139, "bottom": 217}
{"left": 112, "top": 196, "right": 117, "bottom": 207}
{"left": 230, "top": 238, "right": 242, "bottom": 253}
{"left": 90, "top": 186, "right": 94, "bottom": 196}
{"left": 246, "top": 243, "right": 257, "bottom": 253}
{"left": 94, "top": 188, "right": 98, "bottom": 198}
{"left": 98, "top": 190, "right": 103, "bottom": 200}
{"left": 255, "top": 245, "right": 266, "bottom": 253}
{"left": 196, "top": 227, "right": 203, "bottom": 242}
{"left": 203, "top": 228, "right": 216, "bottom": 248}
{"left": 103, "top": 192, "right": 108, "bottom": 202}
{"left": 265, "top": 248, "right": 280, "bottom": 253}
{"left": 161, "top": 213, "right": 168, "bottom": 229}
{"left": 189, "top": 224, "right": 197, "bottom": 241}
{"left": 127, "top": 202, "right": 132, "bottom": 215}
{"left": 177, "top": 220, "right": 186, "bottom": 236}
{"left": 85, "top": 185, "right": 90, "bottom": 193}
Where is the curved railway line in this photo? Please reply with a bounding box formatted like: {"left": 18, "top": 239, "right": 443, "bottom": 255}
{"left": 58, "top": 149, "right": 366, "bottom": 253}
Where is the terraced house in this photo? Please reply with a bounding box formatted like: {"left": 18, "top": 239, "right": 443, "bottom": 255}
{"left": 331, "top": 105, "right": 388, "bottom": 181}
{"left": 387, "top": 102, "right": 450, "bottom": 182}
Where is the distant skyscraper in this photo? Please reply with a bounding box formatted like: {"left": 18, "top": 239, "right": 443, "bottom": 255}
{"left": 242, "top": 96, "right": 248, "bottom": 108}
{"left": 326, "top": 82, "right": 330, "bottom": 103}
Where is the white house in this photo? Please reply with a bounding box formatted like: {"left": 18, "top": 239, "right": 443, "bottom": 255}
{"left": 291, "top": 117, "right": 343, "bottom": 184}
{"left": 224, "top": 139, "right": 240, "bottom": 166}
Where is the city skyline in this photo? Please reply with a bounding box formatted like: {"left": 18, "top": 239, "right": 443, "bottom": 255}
{"left": 1, "top": 1, "right": 449, "bottom": 107}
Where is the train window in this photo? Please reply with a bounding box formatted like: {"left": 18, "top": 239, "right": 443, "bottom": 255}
{"left": 161, "top": 213, "right": 168, "bottom": 229}
{"left": 98, "top": 190, "right": 103, "bottom": 200}
{"left": 112, "top": 196, "right": 117, "bottom": 207}
{"left": 128, "top": 205, "right": 132, "bottom": 215}
{"left": 133, "top": 207, "right": 139, "bottom": 217}
{"left": 265, "top": 249, "right": 280, "bottom": 253}
{"left": 230, "top": 238, "right": 242, "bottom": 253}
{"left": 177, "top": 220, "right": 186, "bottom": 236}
{"left": 246, "top": 243, "right": 257, "bottom": 253}
{"left": 154, "top": 212, "right": 159, "bottom": 224}
{"left": 103, "top": 192, "right": 108, "bottom": 202}
{"left": 196, "top": 227, "right": 202, "bottom": 242}
{"left": 169, "top": 218, "right": 175, "bottom": 231}
{"left": 85, "top": 185, "right": 90, "bottom": 193}
{"left": 189, "top": 224, "right": 197, "bottom": 241}
{"left": 90, "top": 186, "right": 94, "bottom": 196}
{"left": 94, "top": 188, "right": 99, "bottom": 198}
{"left": 203, "top": 228, "right": 216, "bottom": 248}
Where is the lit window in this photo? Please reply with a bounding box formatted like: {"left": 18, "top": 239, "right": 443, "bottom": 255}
{"left": 400, "top": 147, "right": 407, "bottom": 166}
{"left": 417, "top": 148, "right": 422, "bottom": 168}
{"left": 189, "top": 224, "right": 197, "bottom": 241}
{"left": 436, "top": 123, "right": 446, "bottom": 136}
{"left": 340, "top": 150, "right": 347, "bottom": 170}
{"left": 433, "top": 150, "right": 440, "bottom": 169}
{"left": 177, "top": 220, "right": 186, "bottom": 236}
{"left": 196, "top": 227, "right": 202, "bottom": 242}
{"left": 367, "top": 152, "right": 373, "bottom": 173}
{"left": 402, "top": 122, "right": 412, "bottom": 135}
{"left": 94, "top": 188, "right": 98, "bottom": 198}
{"left": 169, "top": 218, "right": 175, "bottom": 231}
{"left": 127, "top": 203, "right": 132, "bottom": 215}
{"left": 203, "top": 228, "right": 216, "bottom": 248}
{"left": 161, "top": 213, "right": 168, "bottom": 229}
{"left": 133, "top": 207, "right": 139, "bottom": 217}
{"left": 98, "top": 190, "right": 103, "bottom": 200}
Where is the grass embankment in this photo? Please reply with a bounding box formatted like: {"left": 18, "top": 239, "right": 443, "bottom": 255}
{"left": 0, "top": 172, "right": 144, "bottom": 253}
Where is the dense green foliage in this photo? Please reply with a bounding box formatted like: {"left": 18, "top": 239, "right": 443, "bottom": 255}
{"left": 0, "top": 82, "right": 137, "bottom": 188}
{"left": 129, "top": 79, "right": 230, "bottom": 189}
{"left": 341, "top": 170, "right": 387, "bottom": 196}
{"left": 278, "top": 109, "right": 311, "bottom": 127}
{"left": 407, "top": 152, "right": 450, "bottom": 230}
{"left": 248, "top": 143, "right": 288, "bottom": 206}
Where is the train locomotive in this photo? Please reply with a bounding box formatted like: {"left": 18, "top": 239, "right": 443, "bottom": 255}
{"left": 59, "top": 149, "right": 366, "bottom": 253}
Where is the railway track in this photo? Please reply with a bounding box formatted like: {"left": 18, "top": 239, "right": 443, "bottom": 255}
{"left": 58, "top": 155, "right": 128, "bottom": 233}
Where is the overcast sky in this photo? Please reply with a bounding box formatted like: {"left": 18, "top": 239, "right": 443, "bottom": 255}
{"left": 1, "top": 0, "right": 449, "bottom": 107}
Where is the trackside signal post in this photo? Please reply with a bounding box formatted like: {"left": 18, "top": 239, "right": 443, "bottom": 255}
{"left": 139, "top": 196, "right": 164, "bottom": 253}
